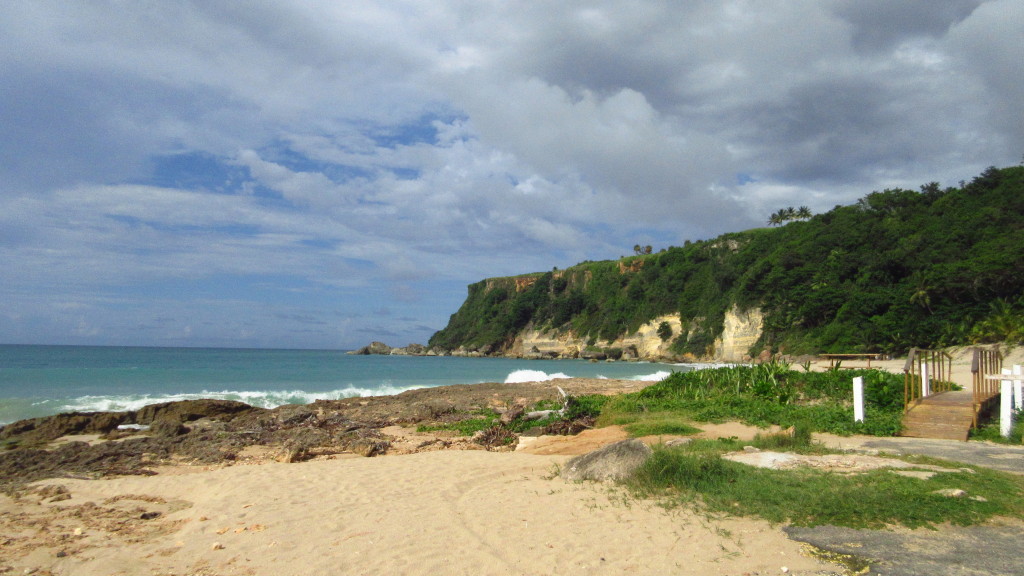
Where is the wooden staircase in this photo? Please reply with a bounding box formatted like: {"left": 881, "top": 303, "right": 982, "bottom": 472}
{"left": 900, "top": 390, "right": 976, "bottom": 441}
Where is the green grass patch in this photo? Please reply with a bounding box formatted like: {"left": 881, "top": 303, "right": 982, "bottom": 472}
{"left": 415, "top": 397, "right": 588, "bottom": 436}
{"left": 598, "top": 407, "right": 701, "bottom": 437}
{"left": 621, "top": 414, "right": 701, "bottom": 438}
{"left": 624, "top": 443, "right": 1024, "bottom": 528}
{"left": 587, "top": 367, "right": 1024, "bottom": 528}
{"left": 969, "top": 413, "right": 1024, "bottom": 444}
{"left": 416, "top": 413, "right": 499, "bottom": 435}
{"left": 595, "top": 365, "right": 905, "bottom": 437}
{"left": 564, "top": 394, "right": 610, "bottom": 419}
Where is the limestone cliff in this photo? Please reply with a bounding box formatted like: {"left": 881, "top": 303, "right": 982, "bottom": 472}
{"left": 714, "top": 305, "right": 765, "bottom": 362}
{"left": 510, "top": 314, "right": 686, "bottom": 361}
{"left": 507, "top": 308, "right": 763, "bottom": 362}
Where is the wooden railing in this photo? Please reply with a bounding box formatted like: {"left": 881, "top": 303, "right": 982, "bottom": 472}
{"left": 971, "top": 346, "right": 1003, "bottom": 427}
{"left": 903, "top": 348, "right": 954, "bottom": 410}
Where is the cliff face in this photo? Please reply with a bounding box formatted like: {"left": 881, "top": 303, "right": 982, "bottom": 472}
{"left": 715, "top": 306, "right": 765, "bottom": 362}
{"left": 509, "top": 313, "right": 688, "bottom": 361}
{"left": 504, "top": 308, "right": 763, "bottom": 362}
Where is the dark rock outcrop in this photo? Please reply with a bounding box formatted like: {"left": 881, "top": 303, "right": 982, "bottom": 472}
{"left": 0, "top": 412, "right": 127, "bottom": 446}
{"left": 348, "top": 341, "right": 393, "bottom": 355}
{"left": 133, "top": 399, "right": 257, "bottom": 425}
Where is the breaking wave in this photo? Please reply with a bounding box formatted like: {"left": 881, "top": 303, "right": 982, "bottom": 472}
{"left": 57, "top": 385, "right": 424, "bottom": 414}
{"left": 504, "top": 368, "right": 676, "bottom": 384}
{"left": 504, "top": 369, "right": 573, "bottom": 383}
{"left": 630, "top": 370, "right": 673, "bottom": 381}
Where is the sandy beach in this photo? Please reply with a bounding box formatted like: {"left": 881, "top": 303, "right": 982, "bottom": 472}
{"left": 3, "top": 448, "right": 832, "bottom": 576}
{"left": 3, "top": 347, "right": 1021, "bottom": 575}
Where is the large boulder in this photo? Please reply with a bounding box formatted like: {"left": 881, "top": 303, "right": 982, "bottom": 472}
{"left": 562, "top": 439, "right": 653, "bottom": 482}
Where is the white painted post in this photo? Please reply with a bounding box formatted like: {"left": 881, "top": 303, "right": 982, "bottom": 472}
{"left": 1013, "top": 365, "right": 1022, "bottom": 411}
{"left": 920, "top": 363, "right": 930, "bottom": 398}
{"left": 1001, "top": 376, "right": 1014, "bottom": 438}
{"left": 853, "top": 376, "right": 864, "bottom": 423}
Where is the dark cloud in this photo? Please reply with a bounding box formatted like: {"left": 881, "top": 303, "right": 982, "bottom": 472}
{"left": 831, "top": 0, "right": 983, "bottom": 51}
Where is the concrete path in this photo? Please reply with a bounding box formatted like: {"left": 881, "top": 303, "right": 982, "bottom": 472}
{"left": 817, "top": 434, "right": 1024, "bottom": 474}
{"left": 792, "top": 433, "right": 1024, "bottom": 576}
{"left": 786, "top": 522, "right": 1024, "bottom": 576}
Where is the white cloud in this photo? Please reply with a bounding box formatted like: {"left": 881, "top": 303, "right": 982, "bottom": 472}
{"left": 0, "top": 0, "right": 1020, "bottom": 347}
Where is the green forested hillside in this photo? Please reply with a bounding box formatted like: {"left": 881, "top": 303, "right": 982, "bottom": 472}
{"left": 429, "top": 166, "right": 1024, "bottom": 356}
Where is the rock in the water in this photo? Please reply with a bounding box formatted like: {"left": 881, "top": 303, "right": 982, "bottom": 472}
{"left": 348, "top": 341, "right": 393, "bottom": 355}
{"left": 562, "top": 439, "right": 653, "bottom": 482}
{"left": 390, "top": 343, "right": 426, "bottom": 356}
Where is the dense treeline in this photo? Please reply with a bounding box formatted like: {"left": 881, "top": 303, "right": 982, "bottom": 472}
{"left": 429, "top": 166, "right": 1024, "bottom": 356}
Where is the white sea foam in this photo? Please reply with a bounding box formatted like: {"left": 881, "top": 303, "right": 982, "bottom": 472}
{"left": 631, "top": 370, "right": 672, "bottom": 382}
{"left": 673, "top": 362, "right": 738, "bottom": 370}
{"left": 593, "top": 371, "right": 668, "bottom": 382}
{"left": 504, "top": 369, "right": 572, "bottom": 384}
{"left": 59, "top": 385, "right": 424, "bottom": 414}
{"left": 505, "top": 368, "right": 676, "bottom": 384}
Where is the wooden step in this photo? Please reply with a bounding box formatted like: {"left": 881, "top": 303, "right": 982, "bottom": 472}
{"left": 900, "top": 422, "right": 971, "bottom": 441}
{"left": 899, "top": 392, "right": 976, "bottom": 442}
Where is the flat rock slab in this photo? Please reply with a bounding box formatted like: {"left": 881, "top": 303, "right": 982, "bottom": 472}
{"left": 723, "top": 450, "right": 976, "bottom": 475}
{"left": 786, "top": 521, "right": 1024, "bottom": 576}
{"left": 818, "top": 435, "right": 1024, "bottom": 475}
{"left": 723, "top": 451, "right": 801, "bottom": 469}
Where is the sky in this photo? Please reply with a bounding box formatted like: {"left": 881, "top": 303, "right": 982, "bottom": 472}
{"left": 1, "top": 1, "right": 1022, "bottom": 350}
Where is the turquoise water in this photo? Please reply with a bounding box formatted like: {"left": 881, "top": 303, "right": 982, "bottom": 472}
{"left": 0, "top": 345, "right": 689, "bottom": 425}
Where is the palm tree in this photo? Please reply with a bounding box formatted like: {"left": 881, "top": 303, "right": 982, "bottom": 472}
{"left": 796, "top": 206, "right": 812, "bottom": 219}
{"left": 908, "top": 271, "right": 933, "bottom": 313}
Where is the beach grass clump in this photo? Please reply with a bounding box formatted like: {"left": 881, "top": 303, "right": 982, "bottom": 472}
{"left": 417, "top": 395, "right": 603, "bottom": 437}
{"left": 416, "top": 409, "right": 501, "bottom": 436}
{"left": 969, "top": 413, "right": 1024, "bottom": 444}
{"left": 600, "top": 410, "right": 701, "bottom": 437}
{"left": 563, "top": 394, "right": 610, "bottom": 420}
{"left": 623, "top": 443, "right": 1024, "bottom": 529}
{"left": 623, "top": 418, "right": 702, "bottom": 437}
{"left": 597, "top": 364, "right": 905, "bottom": 437}
{"left": 473, "top": 424, "right": 518, "bottom": 448}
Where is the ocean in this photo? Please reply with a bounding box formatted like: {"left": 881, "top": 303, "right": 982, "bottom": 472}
{"left": 0, "top": 345, "right": 694, "bottom": 425}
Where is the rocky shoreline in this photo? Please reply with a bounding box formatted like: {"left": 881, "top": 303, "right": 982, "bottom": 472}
{"left": 0, "top": 377, "right": 646, "bottom": 492}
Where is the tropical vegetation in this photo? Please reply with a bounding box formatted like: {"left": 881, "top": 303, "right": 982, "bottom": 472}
{"left": 429, "top": 165, "right": 1024, "bottom": 357}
